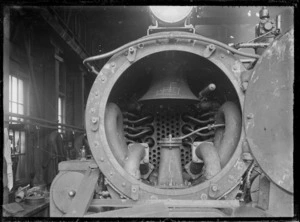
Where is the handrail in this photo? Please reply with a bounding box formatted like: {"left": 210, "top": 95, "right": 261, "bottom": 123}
{"left": 83, "top": 32, "right": 261, "bottom": 74}
{"left": 5, "top": 113, "right": 85, "bottom": 132}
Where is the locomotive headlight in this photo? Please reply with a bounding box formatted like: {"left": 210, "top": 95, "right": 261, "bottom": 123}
{"left": 149, "top": 6, "right": 194, "bottom": 24}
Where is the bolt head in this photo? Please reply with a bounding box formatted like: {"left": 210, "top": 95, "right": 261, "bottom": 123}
{"left": 247, "top": 114, "right": 254, "bottom": 119}
{"left": 211, "top": 185, "right": 218, "bottom": 192}
{"left": 201, "top": 193, "right": 208, "bottom": 200}
{"left": 68, "top": 190, "right": 76, "bottom": 197}
{"left": 92, "top": 117, "right": 98, "bottom": 123}
{"left": 209, "top": 44, "right": 215, "bottom": 50}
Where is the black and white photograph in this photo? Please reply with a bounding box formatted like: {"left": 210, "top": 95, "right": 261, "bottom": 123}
{"left": 2, "top": 4, "right": 295, "bottom": 218}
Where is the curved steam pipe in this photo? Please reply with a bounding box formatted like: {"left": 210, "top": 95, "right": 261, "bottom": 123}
{"left": 125, "top": 127, "right": 153, "bottom": 139}
{"left": 124, "top": 143, "right": 146, "bottom": 180}
{"left": 123, "top": 115, "right": 153, "bottom": 126}
{"left": 214, "top": 101, "right": 242, "bottom": 168}
{"left": 182, "top": 125, "right": 215, "bottom": 137}
{"left": 182, "top": 114, "right": 214, "bottom": 124}
{"left": 195, "top": 142, "right": 221, "bottom": 180}
{"left": 124, "top": 125, "right": 144, "bottom": 133}
{"left": 105, "top": 103, "right": 128, "bottom": 166}
{"left": 123, "top": 112, "right": 139, "bottom": 119}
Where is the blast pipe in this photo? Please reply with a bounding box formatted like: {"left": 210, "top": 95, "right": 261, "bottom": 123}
{"left": 124, "top": 143, "right": 146, "bottom": 180}
{"left": 214, "top": 101, "right": 242, "bottom": 168}
{"left": 195, "top": 142, "right": 221, "bottom": 180}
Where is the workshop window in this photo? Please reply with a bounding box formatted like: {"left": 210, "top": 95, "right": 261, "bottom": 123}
{"left": 9, "top": 129, "right": 27, "bottom": 183}
{"left": 9, "top": 75, "right": 25, "bottom": 121}
{"left": 8, "top": 74, "right": 28, "bottom": 184}
{"left": 58, "top": 95, "right": 65, "bottom": 133}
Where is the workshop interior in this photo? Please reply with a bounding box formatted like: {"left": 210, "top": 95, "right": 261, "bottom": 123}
{"left": 2, "top": 5, "right": 294, "bottom": 217}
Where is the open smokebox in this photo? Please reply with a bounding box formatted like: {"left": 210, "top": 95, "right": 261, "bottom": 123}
{"left": 105, "top": 50, "right": 242, "bottom": 189}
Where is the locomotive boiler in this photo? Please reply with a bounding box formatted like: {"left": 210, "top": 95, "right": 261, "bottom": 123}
{"left": 50, "top": 6, "right": 294, "bottom": 217}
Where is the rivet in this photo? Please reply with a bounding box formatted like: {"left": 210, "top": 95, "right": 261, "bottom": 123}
{"left": 129, "top": 47, "right": 134, "bottom": 53}
{"left": 138, "top": 43, "right": 144, "bottom": 48}
{"left": 122, "top": 182, "right": 126, "bottom": 187}
{"left": 111, "top": 62, "right": 116, "bottom": 67}
{"left": 200, "top": 193, "right": 208, "bottom": 200}
{"left": 95, "top": 91, "right": 99, "bottom": 96}
{"left": 91, "top": 117, "right": 98, "bottom": 124}
{"left": 100, "top": 76, "right": 106, "bottom": 83}
{"left": 90, "top": 108, "right": 95, "bottom": 113}
{"left": 68, "top": 190, "right": 76, "bottom": 197}
{"left": 132, "top": 187, "right": 136, "bottom": 192}
{"left": 247, "top": 114, "right": 254, "bottom": 119}
{"left": 110, "top": 172, "right": 113, "bottom": 176}
{"left": 220, "top": 54, "right": 225, "bottom": 58}
{"left": 100, "top": 157, "right": 104, "bottom": 162}
{"left": 232, "top": 65, "right": 237, "bottom": 71}
{"left": 209, "top": 44, "right": 215, "bottom": 50}
{"left": 94, "top": 141, "right": 99, "bottom": 146}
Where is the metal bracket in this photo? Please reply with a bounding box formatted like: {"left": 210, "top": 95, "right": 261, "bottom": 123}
{"left": 126, "top": 47, "right": 137, "bottom": 63}
{"left": 90, "top": 117, "right": 99, "bottom": 131}
{"left": 131, "top": 184, "right": 139, "bottom": 200}
{"left": 208, "top": 182, "right": 219, "bottom": 198}
{"left": 203, "top": 44, "right": 216, "bottom": 58}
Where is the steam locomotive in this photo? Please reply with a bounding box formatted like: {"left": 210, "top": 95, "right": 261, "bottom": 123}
{"left": 50, "top": 6, "right": 294, "bottom": 217}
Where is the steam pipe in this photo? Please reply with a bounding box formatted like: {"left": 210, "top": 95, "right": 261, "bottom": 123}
{"left": 125, "top": 127, "right": 153, "bottom": 139}
{"left": 124, "top": 125, "right": 144, "bottom": 133}
{"left": 124, "top": 143, "right": 146, "bottom": 180}
{"left": 200, "top": 111, "right": 217, "bottom": 118}
{"left": 214, "top": 101, "right": 242, "bottom": 168}
{"left": 123, "top": 115, "right": 153, "bottom": 126}
{"left": 182, "top": 125, "right": 215, "bottom": 137}
{"left": 195, "top": 142, "right": 221, "bottom": 180}
{"left": 178, "top": 124, "right": 224, "bottom": 140}
{"left": 182, "top": 114, "right": 214, "bottom": 124}
{"left": 105, "top": 103, "right": 128, "bottom": 166}
{"left": 123, "top": 112, "right": 139, "bottom": 119}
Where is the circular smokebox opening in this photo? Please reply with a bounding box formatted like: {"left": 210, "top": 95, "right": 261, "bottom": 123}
{"left": 106, "top": 50, "right": 241, "bottom": 189}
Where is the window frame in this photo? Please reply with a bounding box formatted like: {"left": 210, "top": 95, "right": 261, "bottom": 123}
{"left": 8, "top": 67, "right": 30, "bottom": 187}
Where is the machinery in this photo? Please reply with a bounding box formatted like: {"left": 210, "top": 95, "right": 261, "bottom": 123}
{"left": 50, "top": 6, "right": 294, "bottom": 217}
